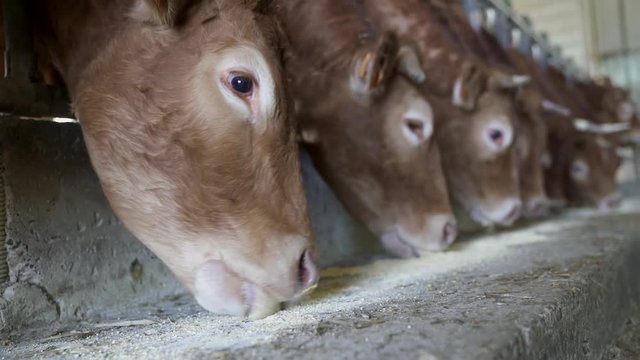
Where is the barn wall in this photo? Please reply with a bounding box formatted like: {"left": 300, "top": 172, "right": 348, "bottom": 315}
{"left": 511, "top": 0, "right": 593, "bottom": 71}
{"left": 512, "top": 0, "right": 640, "bottom": 107}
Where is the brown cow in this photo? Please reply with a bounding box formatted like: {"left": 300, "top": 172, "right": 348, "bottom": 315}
{"left": 29, "top": 0, "right": 318, "bottom": 318}
{"left": 541, "top": 68, "right": 625, "bottom": 210}
{"left": 432, "top": 0, "right": 553, "bottom": 219}
{"left": 500, "top": 35, "right": 626, "bottom": 210}
{"left": 272, "top": 0, "right": 457, "bottom": 257}
{"left": 366, "top": 0, "right": 527, "bottom": 228}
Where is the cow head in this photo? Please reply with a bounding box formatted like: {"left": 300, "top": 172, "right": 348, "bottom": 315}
{"left": 291, "top": 32, "right": 456, "bottom": 257}
{"left": 595, "top": 78, "right": 636, "bottom": 123}
{"left": 567, "top": 134, "right": 623, "bottom": 211}
{"left": 73, "top": 0, "right": 318, "bottom": 318}
{"left": 566, "top": 118, "right": 627, "bottom": 210}
{"left": 513, "top": 88, "right": 555, "bottom": 218}
{"left": 437, "top": 62, "right": 527, "bottom": 227}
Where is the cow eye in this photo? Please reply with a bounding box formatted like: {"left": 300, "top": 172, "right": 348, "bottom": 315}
{"left": 230, "top": 75, "right": 253, "bottom": 94}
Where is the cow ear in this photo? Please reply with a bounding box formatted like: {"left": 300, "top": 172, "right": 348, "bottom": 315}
{"left": 130, "top": 0, "right": 186, "bottom": 26}
{"left": 452, "top": 61, "right": 486, "bottom": 110}
{"left": 350, "top": 32, "right": 399, "bottom": 100}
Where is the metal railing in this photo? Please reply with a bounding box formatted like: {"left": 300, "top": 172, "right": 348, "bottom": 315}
{"left": 462, "top": 0, "right": 589, "bottom": 81}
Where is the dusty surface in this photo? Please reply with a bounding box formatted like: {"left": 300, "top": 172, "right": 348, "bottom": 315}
{"left": 2, "top": 202, "right": 640, "bottom": 359}
{"left": 602, "top": 307, "right": 640, "bottom": 360}
{"left": 1, "top": 119, "right": 640, "bottom": 359}
{"left": 0, "top": 120, "right": 184, "bottom": 341}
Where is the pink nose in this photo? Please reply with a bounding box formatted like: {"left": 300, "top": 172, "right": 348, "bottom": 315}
{"left": 501, "top": 201, "right": 522, "bottom": 225}
{"left": 599, "top": 193, "right": 623, "bottom": 211}
{"left": 547, "top": 198, "right": 567, "bottom": 212}
{"left": 526, "top": 198, "right": 550, "bottom": 218}
{"left": 297, "top": 248, "right": 319, "bottom": 295}
{"left": 442, "top": 222, "right": 458, "bottom": 247}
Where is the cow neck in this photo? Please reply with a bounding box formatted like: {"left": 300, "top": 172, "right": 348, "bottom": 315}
{"left": 278, "top": 0, "right": 377, "bottom": 74}
{"left": 365, "top": 0, "right": 468, "bottom": 98}
{"left": 32, "top": 0, "right": 157, "bottom": 97}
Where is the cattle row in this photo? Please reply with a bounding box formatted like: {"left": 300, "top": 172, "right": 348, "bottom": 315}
{"left": 19, "top": 0, "right": 637, "bottom": 319}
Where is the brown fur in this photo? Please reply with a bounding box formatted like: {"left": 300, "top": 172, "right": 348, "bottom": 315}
{"left": 29, "top": 0, "right": 317, "bottom": 317}
{"left": 272, "top": 0, "right": 456, "bottom": 255}
{"left": 365, "top": 0, "right": 524, "bottom": 227}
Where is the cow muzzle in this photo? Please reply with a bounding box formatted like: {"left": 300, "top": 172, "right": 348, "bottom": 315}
{"left": 471, "top": 198, "right": 522, "bottom": 227}
{"left": 193, "top": 247, "right": 319, "bottom": 319}
{"left": 380, "top": 214, "right": 458, "bottom": 257}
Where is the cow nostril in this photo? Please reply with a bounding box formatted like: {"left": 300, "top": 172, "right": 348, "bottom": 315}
{"left": 529, "top": 200, "right": 548, "bottom": 217}
{"left": 297, "top": 249, "right": 319, "bottom": 294}
{"left": 504, "top": 203, "right": 522, "bottom": 223}
{"left": 442, "top": 222, "right": 458, "bottom": 246}
{"left": 607, "top": 195, "right": 623, "bottom": 209}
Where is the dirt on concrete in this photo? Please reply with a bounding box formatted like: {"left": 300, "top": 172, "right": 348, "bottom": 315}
{"left": 602, "top": 306, "right": 640, "bottom": 360}
{"left": 2, "top": 203, "right": 640, "bottom": 359}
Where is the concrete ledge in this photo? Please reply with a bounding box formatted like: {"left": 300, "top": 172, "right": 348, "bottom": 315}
{"left": 1, "top": 118, "right": 640, "bottom": 359}
{"left": 2, "top": 201, "right": 640, "bottom": 359}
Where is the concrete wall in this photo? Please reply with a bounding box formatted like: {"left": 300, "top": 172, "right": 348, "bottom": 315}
{"left": 0, "top": 117, "right": 380, "bottom": 340}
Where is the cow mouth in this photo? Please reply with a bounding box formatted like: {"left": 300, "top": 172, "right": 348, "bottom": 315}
{"left": 469, "top": 208, "right": 494, "bottom": 227}
{"left": 194, "top": 261, "right": 283, "bottom": 319}
{"left": 380, "top": 229, "right": 421, "bottom": 258}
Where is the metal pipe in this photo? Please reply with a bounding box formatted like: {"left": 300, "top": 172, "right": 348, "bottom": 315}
{"left": 618, "top": 0, "right": 632, "bottom": 88}
{"left": 478, "top": 0, "right": 588, "bottom": 78}
{"left": 2, "top": 0, "right": 35, "bottom": 79}
{"left": 493, "top": 5, "right": 512, "bottom": 47}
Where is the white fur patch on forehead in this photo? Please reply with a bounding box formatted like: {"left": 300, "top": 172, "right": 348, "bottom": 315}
{"left": 217, "top": 46, "right": 277, "bottom": 124}
{"left": 452, "top": 76, "right": 465, "bottom": 108}
{"left": 427, "top": 48, "right": 444, "bottom": 60}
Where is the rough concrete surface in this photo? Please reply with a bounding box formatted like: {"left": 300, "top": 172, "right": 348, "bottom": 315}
{"left": 1, "top": 118, "right": 640, "bottom": 359}
{"left": 0, "top": 119, "right": 185, "bottom": 341}
{"left": 2, "top": 203, "right": 640, "bottom": 359}
{"left": 603, "top": 306, "right": 640, "bottom": 360}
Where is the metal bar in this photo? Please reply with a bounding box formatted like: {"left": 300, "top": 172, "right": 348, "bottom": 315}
{"left": 2, "top": 0, "right": 35, "bottom": 79}
{"left": 634, "top": 143, "right": 640, "bottom": 183}
{"left": 517, "top": 16, "right": 534, "bottom": 56}
{"left": 618, "top": 0, "right": 632, "bottom": 88}
{"left": 463, "top": 0, "right": 483, "bottom": 31}
{"left": 476, "top": 0, "right": 589, "bottom": 78}
{"left": 493, "top": 4, "right": 511, "bottom": 47}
